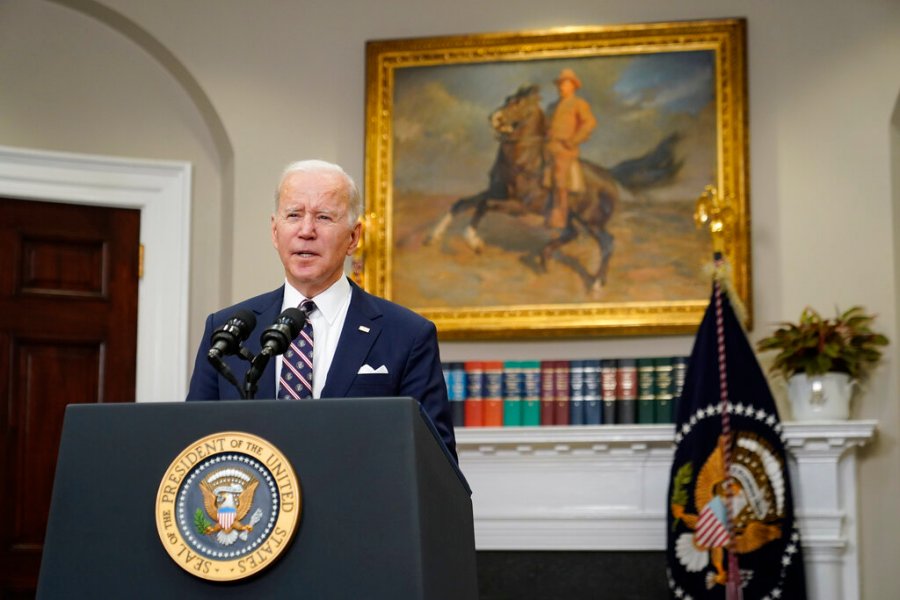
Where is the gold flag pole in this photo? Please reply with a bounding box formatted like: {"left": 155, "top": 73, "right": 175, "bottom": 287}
{"left": 694, "top": 184, "right": 746, "bottom": 600}
{"left": 693, "top": 184, "right": 734, "bottom": 257}
{"left": 694, "top": 184, "right": 747, "bottom": 326}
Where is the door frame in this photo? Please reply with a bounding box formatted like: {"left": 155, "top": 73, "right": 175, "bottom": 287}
{"left": 0, "top": 144, "right": 191, "bottom": 403}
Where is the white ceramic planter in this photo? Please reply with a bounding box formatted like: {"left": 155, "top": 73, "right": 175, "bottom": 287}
{"left": 788, "top": 372, "right": 854, "bottom": 420}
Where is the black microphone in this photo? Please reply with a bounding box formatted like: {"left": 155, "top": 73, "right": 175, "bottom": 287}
{"left": 258, "top": 307, "right": 305, "bottom": 358}
{"left": 243, "top": 307, "right": 306, "bottom": 400}
{"left": 207, "top": 309, "right": 257, "bottom": 360}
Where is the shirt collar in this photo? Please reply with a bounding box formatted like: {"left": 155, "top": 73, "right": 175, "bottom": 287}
{"left": 282, "top": 276, "right": 351, "bottom": 325}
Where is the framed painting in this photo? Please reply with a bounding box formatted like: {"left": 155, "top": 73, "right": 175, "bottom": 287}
{"left": 361, "top": 18, "right": 748, "bottom": 338}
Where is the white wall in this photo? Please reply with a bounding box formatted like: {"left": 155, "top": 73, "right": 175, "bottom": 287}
{"left": 2, "top": 0, "right": 899, "bottom": 596}
{"left": 0, "top": 0, "right": 227, "bottom": 357}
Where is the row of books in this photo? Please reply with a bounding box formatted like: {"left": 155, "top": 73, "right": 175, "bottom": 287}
{"left": 442, "top": 357, "right": 688, "bottom": 427}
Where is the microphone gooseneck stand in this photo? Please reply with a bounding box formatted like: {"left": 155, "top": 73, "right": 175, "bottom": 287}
{"left": 243, "top": 350, "right": 273, "bottom": 400}
{"left": 208, "top": 346, "right": 255, "bottom": 399}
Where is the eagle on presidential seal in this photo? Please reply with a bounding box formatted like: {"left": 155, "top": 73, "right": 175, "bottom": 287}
{"left": 196, "top": 467, "right": 264, "bottom": 545}
{"left": 670, "top": 432, "right": 785, "bottom": 589}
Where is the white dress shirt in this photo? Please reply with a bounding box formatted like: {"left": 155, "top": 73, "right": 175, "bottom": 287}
{"left": 275, "top": 276, "right": 352, "bottom": 398}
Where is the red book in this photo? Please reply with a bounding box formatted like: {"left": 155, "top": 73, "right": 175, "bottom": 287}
{"left": 464, "top": 361, "right": 484, "bottom": 427}
{"left": 482, "top": 361, "right": 504, "bottom": 426}
{"left": 540, "top": 360, "right": 556, "bottom": 425}
{"left": 600, "top": 359, "right": 618, "bottom": 424}
{"left": 553, "top": 360, "right": 571, "bottom": 425}
{"left": 616, "top": 358, "right": 638, "bottom": 424}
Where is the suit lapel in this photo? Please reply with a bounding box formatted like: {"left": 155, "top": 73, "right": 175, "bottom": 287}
{"left": 322, "top": 281, "right": 383, "bottom": 398}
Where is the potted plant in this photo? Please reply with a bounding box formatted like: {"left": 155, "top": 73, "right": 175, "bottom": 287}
{"left": 756, "top": 306, "right": 889, "bottom": 420}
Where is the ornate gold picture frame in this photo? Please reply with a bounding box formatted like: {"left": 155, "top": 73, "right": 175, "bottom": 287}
{"left": 362, "top": 18, "right": 748, "bottom": 339}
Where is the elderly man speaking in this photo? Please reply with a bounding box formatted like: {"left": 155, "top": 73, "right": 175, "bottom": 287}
{"left": 186, "top": 159, "right": 457, "bottom": 461}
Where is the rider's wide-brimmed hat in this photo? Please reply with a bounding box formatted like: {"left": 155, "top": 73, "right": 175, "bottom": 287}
{"left": 554, "top": 68, "right": 582, "bottom": 89}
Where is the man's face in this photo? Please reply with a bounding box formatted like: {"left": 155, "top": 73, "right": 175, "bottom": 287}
{"left": 557, "top": 79, "right": 576, "bottom": 99}
{"left": 271, "top": 170, "right": 361, "bottom": 297}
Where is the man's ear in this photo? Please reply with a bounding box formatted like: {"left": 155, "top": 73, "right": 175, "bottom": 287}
{"left": 346, "top": 221, "right": 362, "bottom": 255}
{"left": 270, "top": 214, "right": 279, "bottom": 248}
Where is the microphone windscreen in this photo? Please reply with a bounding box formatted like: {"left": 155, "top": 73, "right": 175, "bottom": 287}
{"left": 231, "top": 309, "right": 257, "bottom": 339}
{"left": 278, "top": 307, "right": 304, "bottom": 339}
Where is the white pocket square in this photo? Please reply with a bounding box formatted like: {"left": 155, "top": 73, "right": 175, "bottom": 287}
{"left": 358, "top": 364, "right": 388, "bottom": 374}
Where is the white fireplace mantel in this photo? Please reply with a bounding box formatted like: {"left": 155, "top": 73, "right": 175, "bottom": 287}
{"left": 457, "top": 420, "right": 876, "bottom": 600}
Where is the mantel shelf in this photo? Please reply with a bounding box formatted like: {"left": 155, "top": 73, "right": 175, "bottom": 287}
{"left": 456, "top": 420, "right": 876, "bottom": 600}
{"left": 456, "top": 420, "right": 876, "bottom": 448}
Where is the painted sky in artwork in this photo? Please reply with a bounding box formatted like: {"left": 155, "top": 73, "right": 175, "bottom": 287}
{"left": 392, "top": 51, "right": 715, "bottom": 196}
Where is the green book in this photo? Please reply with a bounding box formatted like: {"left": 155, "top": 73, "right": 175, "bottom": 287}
{"left": 655, "top": 357, "right": 676, "bottom": 423}
{"left": 502, "top": 360, "right": 523, "bottom": 426}
{"left": 637, "top": 358, "right": 656, "bottom": 424}
{"left": 521, "top": 360, "right": 542, "bottom": 426}
{"left": 672, "top": 356, "right": 689, "bottom": 421}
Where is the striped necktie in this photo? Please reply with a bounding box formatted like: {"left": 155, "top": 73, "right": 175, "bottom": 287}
{"left": 278, "top": 300, "right": 316, "bottom": 400}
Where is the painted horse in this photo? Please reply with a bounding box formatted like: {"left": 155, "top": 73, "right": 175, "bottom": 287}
{"left": 424, "top": 84, "right": 682, "bottom": 293}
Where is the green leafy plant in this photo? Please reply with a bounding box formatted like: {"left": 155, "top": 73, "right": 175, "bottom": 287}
{"left": 194, "top": 508, "right": 213, "bottom": 536}
{"left": 756, "top": 306, "right": 889, "bottom": 381}
{"left": 670, "top": 462, "right": 694, "bottom": 531}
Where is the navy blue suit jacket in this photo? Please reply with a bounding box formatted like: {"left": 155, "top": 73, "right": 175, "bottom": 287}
{"left": 186, "top": 279, "right": 457, "bottom": 461}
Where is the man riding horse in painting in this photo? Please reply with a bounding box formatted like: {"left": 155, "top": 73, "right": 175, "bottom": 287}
{"left": 425, "top": 80, "right": 682, "bottom": 293}
{"left": 544, "top": 68, "right": 597, "bottom": 229}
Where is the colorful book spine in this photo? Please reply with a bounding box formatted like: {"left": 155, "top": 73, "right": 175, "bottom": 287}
{"left": 483, "top": 361, "right": 504, "bottom": 427}
{"left": 444, "top": 362, "right": 466, "bottom": 428}
{"left": 672, "top": 355, "right": 688, "bottom": 420}
{"left": 502, "top": 360, "right": 524, "bottom": 427}
{"left": 616, "top": 358, "right": 637, "bottom": 424}
{"left": 569, "top": 360, "right": 586, "bottom": 425}
{"left": 583, "top": 359, "right": 602, "bottom": 425}
{"left": 637, "top": 358, "right": 657, "bottom": 424}
{"left": 455, "top": 355, "right": 686, "bottom": 428}
{"left": 553, "top": 360, "right": 570, "bottom": 425}
{"left": 600, "top": 359, "right": 617, "bottom": 425}
{"left": 464, "top": 361, "right": 484, "bottom": 427}
{"left": 654, "top": 357, "right": 675, "bottom": 424}
{"left": 521, "top": 360, "right": 542, "bottom": 426}
{"left": 540, "top": 360, "right": 555, "bottom": 425}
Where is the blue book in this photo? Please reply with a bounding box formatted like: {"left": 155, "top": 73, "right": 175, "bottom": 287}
{"left": 583, "top": 359, "right": 602, "bottom": 425}
{"left": 445, "top": 362, "right": 466, "bottom": 428}
{"left": 569, "top": 360, "right": 586, "bottom": 425}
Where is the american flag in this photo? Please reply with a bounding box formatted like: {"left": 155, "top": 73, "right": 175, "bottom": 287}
{"left": 695, "top": 496, "right": 730, "bottom": 548}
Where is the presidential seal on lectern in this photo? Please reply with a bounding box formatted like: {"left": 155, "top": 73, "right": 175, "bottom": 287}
{"left": 155, "top": 431, "right": 301, "bottom": 581}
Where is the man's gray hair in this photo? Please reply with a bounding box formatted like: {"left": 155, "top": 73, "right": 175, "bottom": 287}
{"left": 275, "top": 159, "right": 363, "bottom": 225}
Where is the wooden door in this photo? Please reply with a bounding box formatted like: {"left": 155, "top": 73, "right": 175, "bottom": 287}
{"left": 0, "top": 197, "right": 139, "bottom": 597}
